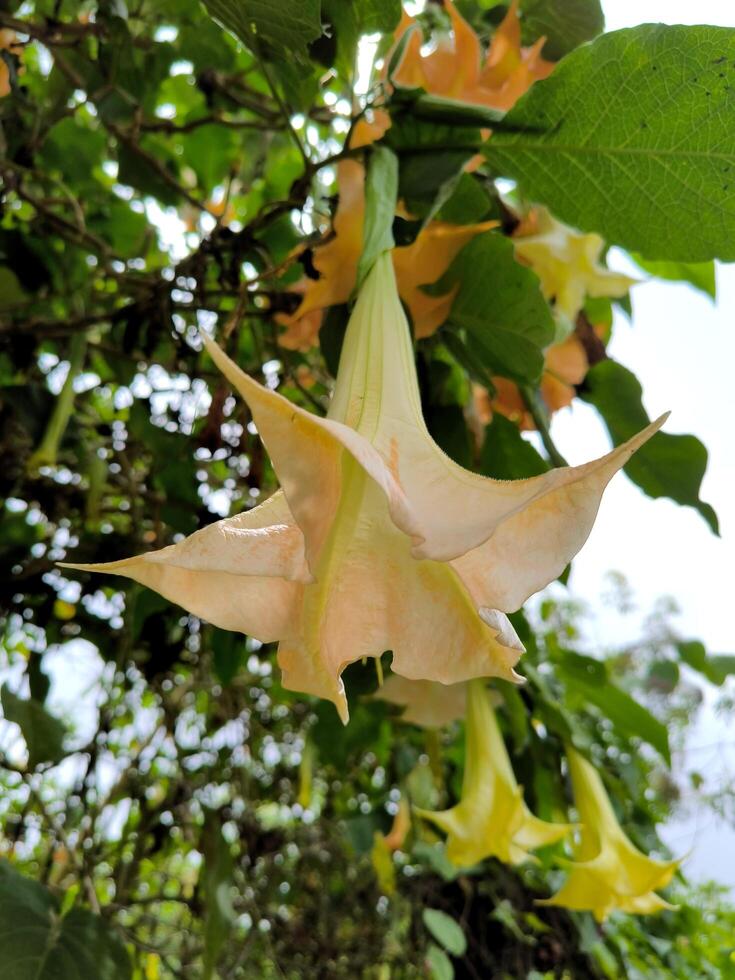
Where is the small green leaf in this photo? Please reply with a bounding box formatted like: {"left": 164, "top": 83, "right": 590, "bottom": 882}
{"left": 357, "top": 145, "right": 399, "bottom": 288}
{"left": 437, "top": 232, "right": 555, "bottom": 384}
{"left": 0, "top": 861, "right": 131, "bottom": 979}
{"left": 480, "top": 414, "right": 549, "bottom": 479}
{"left": 677, "top": 640, "right": 735, "bottom": 686}
{"left": 423, "top": 909, "right": 467, "bottom": 957}
{"left": 426, "top": 943, "right": 454, "bottom": 980}
{"left": 629, "top": 254, "right": 716, "bottom": 301}
{"left": 580, "top": 359, "right": 718, "bottom": 533}
{"left": 1, "top": 686, "right": 67, "bottom": 769}
{"left": 486, "top": 25, "right": 735, "bottom": 261}
{"left": 521, "top": 0, "right": 604, "bottom": 60}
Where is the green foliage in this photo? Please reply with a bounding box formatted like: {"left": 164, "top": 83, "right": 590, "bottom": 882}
{"left": 0, "top": 862, "right": 131, "bottom": 979}
{"left": 436, "top": 231, "right": 555, "bottom": 384}
{"left": 521, "top": 0, "right": 605, "bottom": 59}
{"left": 202, "top": 0, "right": 322, "bottom": 61}
{"left": 480, "top": 414, "right": 549, "bottom": 478}
{"left": 0, "top": 686, "right": 66, "bottom": 768}
{"left": 423, "top": 908, "right": 468, "bottom": 957}
{"left": 487, "top": 25, "right": 735, "bottom": 260}
{"left": 581, "top": 360, "right": 719, "bottom": 532}
{"left": 629, "top": 255, "right": 717, "bottom": 300}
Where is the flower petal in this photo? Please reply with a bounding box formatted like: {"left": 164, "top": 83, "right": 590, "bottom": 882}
{"left": 60, "top": 492, "right": 303, "bottom": 640}
{"left": 426, "top": 415, "right": 668, "bottom": 603}
{"left": 371, "top": 674, "right": 468, "bottom": 729}
{"left": 276, "top": 475, "right": 524, "bottom": 723}
{"left": 201, "top": 331, "right": 423, "bottom": 572}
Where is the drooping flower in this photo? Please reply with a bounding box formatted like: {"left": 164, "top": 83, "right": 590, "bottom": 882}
{"left": 416, "top": 679, "right": 572, "bottom": 866}
{"left": 373, "top": 674, "right": 468, "bottom": 729}
{"left": 391, "top": 0, "right": 553, "bottom": 111}
{"left": 278, "top": 159, "right": 496, "bottom": 347}
{"left": 514, "top": 207, "right": 636, "bottom": 329}
{"left": 538, "top": 746, "right": 681, "bottom": 921}
{"left": 62, "top": 251, "right": 665, "bottom": 722}
{"left": 279, "top": 1, "right": 553, "bottom": 349}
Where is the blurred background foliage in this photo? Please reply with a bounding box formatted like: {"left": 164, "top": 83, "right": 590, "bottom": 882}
{"left": 0, "top": 0, "right": 734, "bottom": 977}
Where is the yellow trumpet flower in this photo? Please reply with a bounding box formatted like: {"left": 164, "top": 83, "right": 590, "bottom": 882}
{"left": 514, "top": 207, "right": 636, "bottom": 329}
{"left": 62, "top": 252, "right": 664, "bottom": 722}
{"left": 416, "top": 679, "right": 571, "bottom": 866}
{"left": 539, "top": 747, "right": 681, "bottom": 921}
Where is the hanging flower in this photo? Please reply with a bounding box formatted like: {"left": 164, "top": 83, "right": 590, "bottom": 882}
{"left": 416, "top": 679, "right": 572, "bottom": 866}
{"left": 279, "top": 1, "right": 554, "bottom": 349}
{"left": 391, "top": 0, "right": 553, "bottom": 111}
{"left": 514, "top": 207, "right": 636, "bottom": 329}
{"left": 278, "top": 159, "right": 496, "bottom": 347}
{"left": 538, "top": 746, "right": 681, "bottom": 921}
{"left": 62, "top": 252, "right": 665, "bottom": 722}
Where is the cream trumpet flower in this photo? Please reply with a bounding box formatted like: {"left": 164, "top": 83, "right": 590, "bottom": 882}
{"left": 61, "top": 251, "right": 665, "bottom": 722}
{"left": 514, "top": 207, "right": 636, "bottom": 328}
{"left": 539, "top": 747, "right": 681, "bottom": 921}
{"left": 416, "top": 679, "right": 572, "bottom": 866}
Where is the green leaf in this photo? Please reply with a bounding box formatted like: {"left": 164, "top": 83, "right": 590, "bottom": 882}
{"left": 677, "top": 640, "right": 735, "bottom": 686}
{"left": 580, "top": 359, "right": 719, "bottom": 533}
{"left": 211, "top": 629, "right": 246, "bottom": 686}
{"left": 423, "top": 909, "right": 467, "bottom": 957}
{"left": 1, "top": 686, "right": 67, "bottom": 769}
{"left": 386, "top": 115, "right": 481, "bottom": 219}
{"left": 322, "top": 0, "right": 401, "bottom": 71}
{"left": 357, "top": 145, "right": 398, "bottom": 288}
{"left": 521, "top": 0, "right": 604, "bottom": 60}
{"left": 202, "top": 0, "right": 322, "bottom": 61}
{"left": 425, "top": 404, "right": 472, "bottom": 468}
{"left": 480, "top": 414, "right": 549, "bottom": 479}
{"left": 426, "top": 944, "right": 454, "bottom": 979}
{"left": 0, "top": 861, "right": 131, "bottom": 979}
{"left": 201, "top": 811, "right": 235, "bottom": 980}
{"left": 629, "top": 254, "right": 716, "bottom": 300}
{"left": 559, "top": 671, "right": 671, "bottom": 764}
{"left": 436, "top": 232, "right": 555, "bottom": 384}
{"left": 486, "top": 25, "right": 735, "bottom": 261}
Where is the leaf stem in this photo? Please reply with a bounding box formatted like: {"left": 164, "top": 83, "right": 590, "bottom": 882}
{"left": 519, "top": 384, "right": 568, "bottom": 468}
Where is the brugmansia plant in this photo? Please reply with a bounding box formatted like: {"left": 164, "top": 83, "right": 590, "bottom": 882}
{"left": 0, "top": 0, "right": 734, "bottom": 977}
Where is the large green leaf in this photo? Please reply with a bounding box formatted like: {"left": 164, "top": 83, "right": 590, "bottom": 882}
{"left": 486, "top": 25, "right": 735, "bottom": 261}
{"left": 1, "top": 686, "right": 67, "bottom": 769}
{"left": 580, "top": 359, "right": 718, "bottom": 533}
{"left": 435, "top": 232, "right": 555, "bottom": 384}
{"left": 202, "top": 0, "right": 322, "bottom": 61}
{"left": 0, "top": 861, "right": 131, "bottom": 980}
{"left": 521, "top": 0, "right": 604, "bottom": 59}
